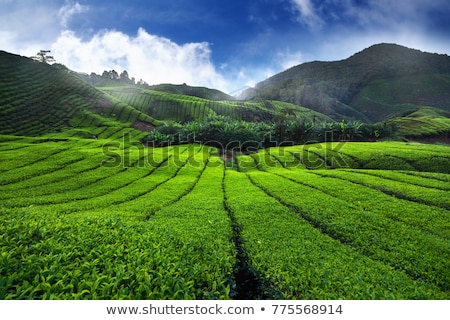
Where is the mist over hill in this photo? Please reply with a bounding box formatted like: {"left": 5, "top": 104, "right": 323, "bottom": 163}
{"left": 240, "top": 43, "right": 450, "bottom": 123}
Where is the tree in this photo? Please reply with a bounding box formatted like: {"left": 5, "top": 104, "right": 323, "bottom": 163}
{"left": 119, "top": 70, "right": 134, "bottom": 84}
{"left": 110, "top": 70, "right": 119, "bottom": 79}
{"left": 120, "top": 70, "right": 129, "bottom": 80}
{"left": 273, "top": 106, "right": 297, "bottom": 124}
{"left": 101, "top": 70, "right": 119, "bottom": 79}
{"left": 31, "top": 50, "right": 55, "bottom": 63}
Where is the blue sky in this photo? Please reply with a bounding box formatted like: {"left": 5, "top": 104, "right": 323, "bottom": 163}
{"left": 1, "top": 0, "right": 450, "bottom": 93}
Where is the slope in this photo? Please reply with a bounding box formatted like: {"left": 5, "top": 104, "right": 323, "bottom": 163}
{"left": 242, "top": 43, "right": 450, "bottom": 123}
{"left": 99, "top": 85, "right": 333, "bottom": 124}
{"left": 147, "top": 83, "right": 234, "bottom": 101}
{"left": 350, "top": 74, "right": 450, "bottom": 121}
{"left": 0, "top": 51, "right": 160, "bottom": 138}
{"left": 388, "top": 106, "right": 450, "bottom": 140}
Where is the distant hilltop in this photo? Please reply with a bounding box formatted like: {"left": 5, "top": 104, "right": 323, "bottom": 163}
{"left": 240, "top": 43, "right": 450, "bottom": 123}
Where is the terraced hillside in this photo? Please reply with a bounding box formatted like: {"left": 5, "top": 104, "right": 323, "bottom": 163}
{"left": 1, "top": 136, "right": 449, "bottom": 299}
{"left": 147, "top": 83, "right": 234, "bottom": 101}
{"left": 387, "top": 106, "right": 450, "bottom": 140}
{"left": 0, "top": 51, "right": 159, "bottom": 138}
{"left": 99, "top": 85, "right": 332, "bottom": 124}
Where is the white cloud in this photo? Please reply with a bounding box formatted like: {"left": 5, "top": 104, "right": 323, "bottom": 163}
{"left": 233, "top": 67, "right": 276, "bottom": 89}
{"left": 335, "top": 0, "right": 449, "bottom": 29}
{"left": 276, "top": 49, "right": 304, "bottom": 70}
{"left": 339, "top": 0, "right": 416, "bottom": 27}
{"left": 52, "top": 28, "right": 229, "bottom": 91}
{"left": 288, "top": 0, "right": 323, "bottom": 29}
{"left": 0, "top": 2, "right": 60, "bottom": 54}
{"left": 58, "top": 1, "right": 89, "bottom": 28}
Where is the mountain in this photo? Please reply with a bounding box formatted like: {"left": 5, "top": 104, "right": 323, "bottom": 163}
{"left": 241, "top": 43, "right": 450, "bottom": 123}
{"left": 2, "top": 46, "right": 448, "bottom": 141}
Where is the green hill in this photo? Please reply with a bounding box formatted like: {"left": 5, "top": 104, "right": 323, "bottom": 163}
{"left": 388, "top": 106, "right": 450, "bottom": 140}
{"left": 350, "top": 74, "right": 450, "bottom": 121}
{"left": 0, "top": 51, "right": 159, "bottom": 139}
{"left": 147, "top": 83, "right": 235, "bottom": 101}
{"left": 242, "top": 43, "right": 450, "bottom": 124}
{"left": 98, "top": 85, "right": 332, "bottom": 124}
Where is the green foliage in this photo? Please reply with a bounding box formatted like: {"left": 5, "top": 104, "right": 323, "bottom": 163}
{"left": 143, "top": 115, "right": 398, "bottom": 151}
{"left": 143, "top": 115, "right": 273, "bottom": 150}
{"left": 144, "top": 130, "right": 174, "bottom": 147}
{"left": 225, "top": 170, "right": 447, "bottom": 299}
{"left": 1, "top": 138, "right": 449, "bottom": 300}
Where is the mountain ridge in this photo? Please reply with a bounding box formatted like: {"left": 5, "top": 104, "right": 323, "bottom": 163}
{"left": 240, "top": 43, "right": 450, "bottom": 122}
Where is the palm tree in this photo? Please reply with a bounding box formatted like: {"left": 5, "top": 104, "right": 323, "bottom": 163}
{"left": 273, "top": 106, "right": 298, "bottom": 124}
{"left": 339, "top": 120, "right": 363, "bottom": 141}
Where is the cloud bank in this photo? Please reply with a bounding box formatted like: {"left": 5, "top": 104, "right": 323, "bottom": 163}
{"left": 52, "top": 28, "right": 228, "bottom": 91}
{"left": 0, "top": 1, "right": 229, "bottom": 92}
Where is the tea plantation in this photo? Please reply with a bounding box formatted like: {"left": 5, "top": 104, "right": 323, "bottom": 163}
{"left": 1, "top": 135, "right": 449, "bottom": 299}
{"left": 1, "top": 49, "right": 449, "bottom": 300}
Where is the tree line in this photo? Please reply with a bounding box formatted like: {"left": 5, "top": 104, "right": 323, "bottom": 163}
{"left": 79, "top": 70, "right": 149, "bottom": 86}
{"left": 142, "top": 114, "right": 397, "bottom": 150}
